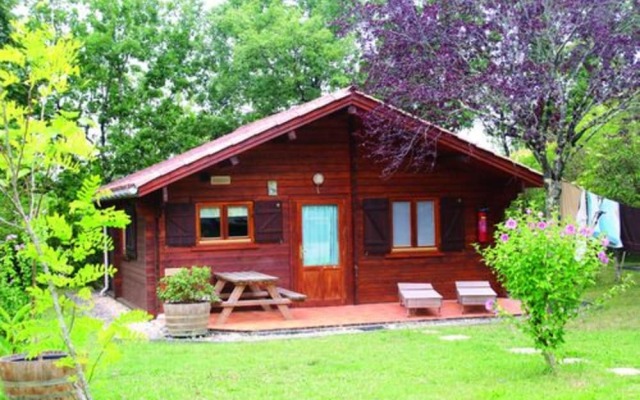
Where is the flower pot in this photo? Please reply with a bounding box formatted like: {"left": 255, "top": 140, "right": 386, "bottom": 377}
{"left": 163, "top": 301, "right": 211, "bottom": 337}
{"left": 0, "top": 351, "right": 78, "bottom": 399}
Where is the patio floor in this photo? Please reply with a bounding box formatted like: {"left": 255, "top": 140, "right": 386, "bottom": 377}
{"left": 208, "top": 298, "right": 522, "bottom": 332}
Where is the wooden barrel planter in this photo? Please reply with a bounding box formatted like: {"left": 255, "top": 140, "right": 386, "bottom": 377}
{"left": 0, "top": 351, "right": 78, "bottom": 399}
{"left": 163, "top": 302, "right": 211, "bottom": 337}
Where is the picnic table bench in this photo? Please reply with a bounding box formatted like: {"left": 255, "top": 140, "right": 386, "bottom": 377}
{"left": 213, "top": 271, "right": 305, "bottom": 325}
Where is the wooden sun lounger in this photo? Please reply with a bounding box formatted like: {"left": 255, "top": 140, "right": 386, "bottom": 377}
{"left": 455, "top": 281, "right": 497, "bottom": 314}
{"left": 397, "top": 283, "right": 443, "bottom": 316}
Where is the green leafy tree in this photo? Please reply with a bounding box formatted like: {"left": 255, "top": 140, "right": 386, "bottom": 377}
{"left": 207, "top": 0, "right": 354, "bottom": 120}
{"left": 572, "top": 107, "right": 640, "bottom": 207}
{"left": 0, "top": 0, "right": 14, "bottom": 46}
{"left": 28, "top": 0, "right": 221, "bottom": 179}
{"left": 479, "top": 210, "right": 613, "bottom": 369}
{"left": 510, "top": 106, "right": 639, "bottom": 207}
{"left": 0, "top": 23, "right": 147, "bottom": 399}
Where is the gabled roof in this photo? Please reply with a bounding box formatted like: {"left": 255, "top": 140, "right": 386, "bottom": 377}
{"left": 102, "top": 87, "right": 542, "bottom": 199}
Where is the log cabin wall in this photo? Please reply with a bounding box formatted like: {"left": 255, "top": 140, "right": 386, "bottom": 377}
{"left": 113, "top": 199, "right": 159, "bottom": 314}
{"left": 353, "top": 149, "right": 522, "bottom": 303}
{"left": 120, "top": 109, "right": 525, "bottom": 312}
{"left": 157, "top": 111, "right": 354, "bottom": 296}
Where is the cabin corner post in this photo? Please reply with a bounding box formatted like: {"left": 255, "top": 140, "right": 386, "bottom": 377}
{"left": 153, "top": 188, "right": 168, "bottom": 316}
{"left": 348, "top": 109, "right": 360, "bottom": 305}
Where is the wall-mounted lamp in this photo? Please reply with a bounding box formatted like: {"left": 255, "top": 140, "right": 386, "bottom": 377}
{"left": 312, "top": 173, "right": 324, "bottom": 194}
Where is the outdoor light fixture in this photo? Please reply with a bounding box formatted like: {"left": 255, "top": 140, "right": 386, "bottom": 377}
{"left": 312, "top": 173, "right": 325, "bottom": 193}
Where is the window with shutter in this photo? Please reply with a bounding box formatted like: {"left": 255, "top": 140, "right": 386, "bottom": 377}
{"left": 362, "top": 198, "right": 390, "bottom": 255}
{"left": 254, "top": 201, "right": 283, "bottom": 243}
{"left": 165, "top": 203, "right": 196, "bottom": 247}
{"left": 390, "top": 199, "right": 438, "bottom": 251}
{"left": 440, "top": 197, "right": 465, "bottom": 251}
{"left": 195, "top": 202, "right": 254, "bottom": 244}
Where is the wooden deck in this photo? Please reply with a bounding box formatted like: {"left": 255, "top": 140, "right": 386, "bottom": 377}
{"left": 208, "top": 298, "right": 521, "bottom": 332}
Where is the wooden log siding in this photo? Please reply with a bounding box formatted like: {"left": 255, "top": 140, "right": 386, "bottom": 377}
{"left": 121, "top": 214, "right": 146, "bottom": 308}
{"left": 118, "top": 109, "right": 524, "bottom": 313}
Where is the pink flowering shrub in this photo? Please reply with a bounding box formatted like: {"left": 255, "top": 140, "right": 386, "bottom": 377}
{"left": 478, "top": 210, "right": 609, "bottom": 369}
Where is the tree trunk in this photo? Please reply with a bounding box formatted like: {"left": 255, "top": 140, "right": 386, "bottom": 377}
{"left": 543, "top": 177, "right": 562, "bottom": 217}
{"left": 543, "top": 351, "right": 557, "bottom": 371}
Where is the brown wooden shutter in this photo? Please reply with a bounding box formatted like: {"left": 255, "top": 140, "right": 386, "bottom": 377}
{"left": 363, "top": 198, "right": 390, "bottom": 255}
{"left": 254, "top": 201, "right": 283, "bottom": 243}
{"left": 165, "top": 203, "right": 196, "bottom": 247}
{"left": 440, "top": 197, "right": 465, "bottom": 251}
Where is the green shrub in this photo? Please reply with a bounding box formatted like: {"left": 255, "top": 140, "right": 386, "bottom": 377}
{"left": 157, "top": 267, "right": 218, "bottom": 304}
{"left": 478, "top": 209, "right": 609, "bottom": 369}
{"left": 0, "top": 234, "right": 32, "bottom": 315}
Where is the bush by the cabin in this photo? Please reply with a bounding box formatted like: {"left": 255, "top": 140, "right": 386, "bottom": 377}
{"left": 478, "top": 210, "right": 613, "bottom": 369}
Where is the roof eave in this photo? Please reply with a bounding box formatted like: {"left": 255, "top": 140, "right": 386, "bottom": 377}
{"left": 99, "top": 185, "right": 139, "bottom": 201}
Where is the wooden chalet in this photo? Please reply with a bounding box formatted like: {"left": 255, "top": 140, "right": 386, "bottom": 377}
{"left": 103, "top": 88, "right": 542, "bottom": 315}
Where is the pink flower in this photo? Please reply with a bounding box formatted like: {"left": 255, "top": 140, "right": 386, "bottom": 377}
{"left": 537, "top": 221, "right": 547, "bottom": 230}
{"left": 537, "top": 212, "right": 544, "bottom": 218}
{"left": 505, "top": 218, "right": 517, "bottom": 229}
{"left": 601, "top": 238, "right": 610, "bottom": 247}
{"left": 485, "top": 298, "right": 496, "bottom": 313}
{"left": 526, "top": 209, "right": 532, "bottom": 215}
{"left": 563, "top": 224, "right": 576, "bottom": 235}
{"left": 500, "top": 233, "right": 509, "bottom": 242}
{"left": 5, "top": 234, "right": 17, "bottom": 241}
{"left": 579, "top": 226, "right": 594, "bottom": 237}
{"left": 598, "top": 251, "right": 609, "bottom": 264}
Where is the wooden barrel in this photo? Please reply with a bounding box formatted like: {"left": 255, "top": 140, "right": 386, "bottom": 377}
{"left": 163, "top": 302, "right": 211, "bottom": 337}
{"left": 0, "top": 352, "right": 78, "bottom": 399}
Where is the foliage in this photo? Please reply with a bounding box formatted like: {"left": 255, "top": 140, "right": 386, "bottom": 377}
{"left": 573, "top": 106, "right": 640, "bottom": 207}
{"left": 25, "top": 0, "right": 356, "bottom": 180}
{"left": 0, "top": 234, "right": 32, "bottom": 314}
{"left": 510, "top": 106, "right": 640, "bottom": 208}
{"left": 0, "top": 0, "right": 14, "bottom": 46}
{"left": 478, "top": 209, "right": 611, "bottom": 369}
{"left": 0, "top": 303, "right": 31, "bottom": 355}
{"left": 353, "top": 0, "right": 639, "bottom": 212}
{"left": 157, "top": 266, "right": 218, "bottom": 304}
{"left": 0, "top": 23, "right": 148, "bottom": 399}
{"left": 209, "top": 0, "right": 354, "bottom": 120}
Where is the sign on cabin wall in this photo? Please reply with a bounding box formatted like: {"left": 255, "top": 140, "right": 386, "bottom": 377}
{"left": 268, "top": 180, "right": 278, "bottom": 196}
{"left": 210, "top": 176, "right": 231, "bottom": 185}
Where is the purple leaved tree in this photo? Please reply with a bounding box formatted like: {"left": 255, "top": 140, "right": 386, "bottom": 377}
{"left": 354, "top": 0, "right": 639, "bottom": 213}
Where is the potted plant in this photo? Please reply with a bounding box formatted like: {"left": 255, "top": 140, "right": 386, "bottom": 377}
{"left": 157, "top": 267, "right": 219, "bottom": 337}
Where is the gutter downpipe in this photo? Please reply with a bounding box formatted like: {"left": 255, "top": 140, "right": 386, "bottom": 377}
{"left": 99, "top": 225, "right": 109, "bottom": 296}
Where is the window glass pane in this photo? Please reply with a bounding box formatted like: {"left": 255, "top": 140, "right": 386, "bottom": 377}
{"left": 392, "top": 202, "right": 411, "bottom": 247}
{"left": 227, "top": 206, "right": 249, "bottom": 237}
{"left": 417, "top": 201, "right": 435, "bottom": 246}
{"left": 302, "top": 205, "right": 339, "bottom": 266}
{"left": 200, "top": 207, "right": 221, "bottom": 238}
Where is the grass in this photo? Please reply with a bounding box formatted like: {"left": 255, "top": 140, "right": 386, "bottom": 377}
{"left": 87, "top": 268, "right": 638, "bottom": 399}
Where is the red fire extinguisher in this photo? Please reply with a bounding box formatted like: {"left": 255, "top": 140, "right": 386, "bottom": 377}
{"left": 477, "top": 209, "right": 489, "bottom": 244}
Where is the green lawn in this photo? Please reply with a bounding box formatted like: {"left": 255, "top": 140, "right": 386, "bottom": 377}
{"left": 91, "top": 269, "right": 640, "bottom": 400}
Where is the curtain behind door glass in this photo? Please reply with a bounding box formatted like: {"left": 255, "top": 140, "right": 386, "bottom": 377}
{"left": 302, "top": 205, "right": 338, "bottom": 266}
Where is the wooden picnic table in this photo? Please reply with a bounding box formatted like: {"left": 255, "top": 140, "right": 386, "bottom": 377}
{"left": 213, "top": 271, "right": 293, "bottom": 326}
